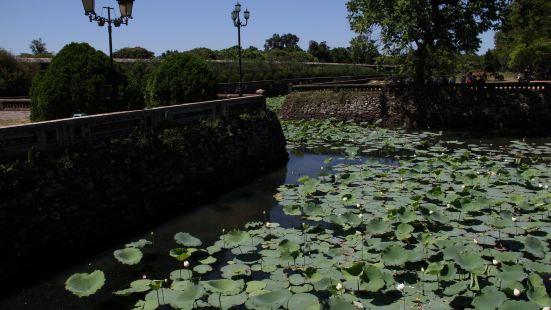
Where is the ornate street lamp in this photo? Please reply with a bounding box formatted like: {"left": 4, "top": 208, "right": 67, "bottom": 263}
{"left": 231, "top": 2, "right": 250, "bottom": 97}
{"left": 81, "top": 0, "right": 135, "bottom": 68}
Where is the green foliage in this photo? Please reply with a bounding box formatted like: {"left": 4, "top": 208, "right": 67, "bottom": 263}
{"left": 0, "top": 49, "right": 37, "bottom": 96}
{"left": 29, "top": 42, "right": 143, "bottom": 121}
{"left": 145, "top": 52, "right": 217, "bottom": 107}
{"left": 484, "top": 49, "right": 501, "bottom": 73}
{"left": 264, "top": 33, "right": 301, "bottom": 51}
{"left": 308, "top": 41, "right": 332, "bottom": 62}
{"left": 495, "top": 0, "right": 551, "bottom": 77}
{"left": 347, "top": 0, "right": 507, "bottom": 80}
{"left": 349, "top": 35, "right": 379, "bottom": 64}
{"left": 28, "top": 38, "right": 53, "bottom": 57}
{"left": 113, "top": 47, "right": 155, "bottom": 59}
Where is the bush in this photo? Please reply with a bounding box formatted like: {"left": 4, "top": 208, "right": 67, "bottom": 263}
{"left": 0, "top": 49, "right": 36, "bottom": 97}
{"left": 113, "top": 47, "right": 155, "bottom": 59}
{"left": 145, "top": 53, "right": 217, "bottom": 107}
{"left": 30, "top": 42, "right": 143, "bottom": 121}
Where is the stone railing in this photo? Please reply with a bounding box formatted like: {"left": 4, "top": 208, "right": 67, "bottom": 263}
{"left": 290, "top": 81, "right": 551, "bottom": 93}
{"left": 0, "top": 95, "right": 265, "bottom": 159}
{"left": 0, "top": 98, "right": 32, "bottom": 111}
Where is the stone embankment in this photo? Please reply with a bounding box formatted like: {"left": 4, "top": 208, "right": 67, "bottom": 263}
{"left": 282, "top": 83, "right": 551, "bottom": 130}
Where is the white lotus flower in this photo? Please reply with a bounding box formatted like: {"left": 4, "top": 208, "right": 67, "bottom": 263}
{"left": 446, "top": 204, "right": 452, "bottom": 209}
{"left": 545, "top": 185, "right": 549, "bottom": 189}
{"left": 514, "top": 288, "right": 521, "bottom": 297}
{"left": 353, "top": 301, "right": 365, "bottom": 309}
{"left": 396, "top": 283, "right": 405, "bottom": 291}
{"left": 336, "top": 282, "right": 343, "bottom": 291}
{"left": 539, "top": 184, "right": 543, "bottom": 188}
{"left": 356, "top": 203, "right": 361, "bottom": 208}
{"left": 512, "top": 217, "right": 518, "bottom": 222}
{"left": 421, "top": 267, "right": 425, "bottom": 272}
{"left": 542, "top": 307, "right": 550, "bottom": 310}
{"left": 343, "top": 197, "right": 348, "bottom": 201}
{"left": 321, "top": 166, "right": 324, "bottom": 170}
{"left": 429, "top": 210, "right": 434, "bottom": 214}
{"left": 358, "top": 213, "right": 363, "bottom": 219}
{"left": 473, "top": 239, "right": 478, "bottom": 244}
{"left": 142, "top": 275, "right": 147, "bottom": 279}
{"left": 492, "top": 259, "right": 499, "bottom": 265}
{"left": 183, "top": 261, "right": 190, "bottom": 268}
{"left": 355, "top": 231, "right": 362, "bottom": 236}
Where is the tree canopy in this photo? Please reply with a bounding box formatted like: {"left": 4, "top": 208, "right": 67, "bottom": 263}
{"left": 347, "top": 0, "right": 508, "bottom": 81}
{"left": 113, "top": 47, "right": 155, "bottom": 59}
{"left": 264, "top": 34, "right": 301, "bottom": 51}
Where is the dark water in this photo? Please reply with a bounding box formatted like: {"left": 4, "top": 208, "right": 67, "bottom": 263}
{"left": 0, "top": 152, "right": 369, "bottom": 310}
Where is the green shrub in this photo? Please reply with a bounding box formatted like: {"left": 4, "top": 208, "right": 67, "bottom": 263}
{"left": 145, "top": 52, "right": 217, "bottom": 107}
{"left": 30, "top": 42, "right": 143, "bottom": 121}
{"left": 0, "top": 49, "right": 36, "bottom": 96}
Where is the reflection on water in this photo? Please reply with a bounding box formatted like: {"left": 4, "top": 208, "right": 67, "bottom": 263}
{"left": 1, "top": 152, "right": 358, "bottom": 309}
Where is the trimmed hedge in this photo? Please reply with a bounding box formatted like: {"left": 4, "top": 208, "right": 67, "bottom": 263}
{"left": 145, "top": 52, "right": 217, "bottom": 107}
{"left": 30, "top": 42, "right": 143, "bottom": 121}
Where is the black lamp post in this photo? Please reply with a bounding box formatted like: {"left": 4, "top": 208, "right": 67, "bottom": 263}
{"left": 231, "top": 2, "right": 250, "bottom": 97}
{"left": 81, "top": 0, "right": 135, "bottom": 68}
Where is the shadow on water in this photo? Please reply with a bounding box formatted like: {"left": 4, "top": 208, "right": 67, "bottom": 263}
{"left": 0, "top": 152, "right": 370, "bottom": 309}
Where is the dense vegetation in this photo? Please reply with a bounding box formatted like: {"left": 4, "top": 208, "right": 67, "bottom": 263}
{"left": 65, "top": 114, "right": 551, "bottom": 309}
{"left": 495, "top": 0, "right": 551, "bottom": 79}
{"left": 145, "top": 52, "right": 217, "bottom": 108}
{"left": 0, "top": 49, "right": 38, "bottom": 96}
{"left": 113, "top": 47, "right": 155, "bottom": 59}
{"left": 30, "top": 43, "right": 143, "bottom": 121}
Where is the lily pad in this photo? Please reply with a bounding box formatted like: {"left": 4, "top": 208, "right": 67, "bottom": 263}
{"left": 65, "top": 270, "right": 105, "bottom": 298}
{"left": 114, "top": 248, "right": 143, "bottom": 266}
{"left": 174, "top": 232, "right": 202, "bottom": 247}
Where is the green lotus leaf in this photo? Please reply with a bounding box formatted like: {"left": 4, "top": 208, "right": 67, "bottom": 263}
{"left": 497, "top": 265, "right": 526, "bottom": 283}
{"left": 527, "top": 274, "right": 551, "bottom": 306}
{"left": 125, "top": 239, "right": 152, "bottom": 249}
{"left": 279, "top": 239, "right": 300, "bottom": 254}
{"left": 439, "top": 263, "right": 457, "bottom": 281}
{"left": 429, "top": 211, "right": 449, "bottom": 223}
{"left": 443, "top": 281, "right": 467, "bottom": 296}
{"left": 366, "top": 218, "right": 390, "bottom": 235}
{"left": 202, "top": 279, "right": 244, "bottom": 295}
{"left": 381, "top": 244, "right": 409, "bottom": 266}
{"left": 114, "top": 248, "right": 143, "bottom": 266}
{"left": 328, "top": 296, "right": 357, "bottom": 310}
{"left": 360, "top": 265, "right": 385, "bottom": 292}
{"left": 246, "top": 289, "right": 292, "bottom": 308}
{"left": 133, "top": 300, "right": 158, "bottom": 310}
{"left": 456, "top": 252, "right": 485, "bottom": 274}
{"left": 472, "top": 286, "right": 506, "bottom": 310}
{"left": 224, "top": 230, "right": 251, "bottom": 247}
{"left": 169, "top": 248, "right": 195, "bottom": 262}
{"left": 208, "top": 292, "right": 248, "bottom": 309}
{"left": 114, "top": 279, "right": 153, "bottom": 296}
{"left": 500, "top": 300, "right": 540, "bottom": 310}
{"left": 199, "top": 256, "right": 217, "bottom": 265}
{"left": 65, "top": 270, "right": 105, "bottom": 298}
{"left": 525, "top": 236, "right": 546, "bottom": 258}
{"left": 283, "top": 204, "right": 303, "bottom": 216}
{"left": 395, "top": 223, "right": 414, "bottom": 240}
{"left": 174, "top": 232, "right": 202, "bottom": 247}
{"left": 288, "top": 293, "right": 320, "bottom": 310}
{"left": 193, "top": 264, "right": 212, "bottom": 274}
{"left": 342, "top": 262, "right": 365, "bottom": 281}
{"left": 169, "top": 281, "right": 203, "bottom": 307}
{"left": 424, "top": 262, "right": 444, "bottom": 276}
{"left": 246, "top": 281, "right": 267, "bottom": 293}
{"left": 289, "top": 274, "right": 306, "bottom": 286}
{"left": 303, "top": 203, "right": 325, "bottom": 217}
{"left": 169, "top": 269, "right": 193, "bottom": 281}
{"left": 221, "top": 263, "right": 251, "bottom": 279}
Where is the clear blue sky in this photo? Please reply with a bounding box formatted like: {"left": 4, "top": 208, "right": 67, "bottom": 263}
{"left": 0, "top": 0, "right": 494, "bottom": 56}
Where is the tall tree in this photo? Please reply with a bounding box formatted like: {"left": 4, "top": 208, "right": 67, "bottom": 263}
{"left": 347, "top": 0, "right": 508, "bottom": 82}
{"left": 113, "top": 47, "right": 155, "bottom": 59}
{"left": 330, "top": 47, "right": 352, "bottom": 63}
{"left": 495, "top": 0, "right": 550, "bottom": 78}
{"left": 30, "top": 38, "right": 48, "bottom": 55}
{"left": 349, "top": 35, "right": 379, "bottom": 64}
{"left": 308, "top": 41, "right": 332, "bottom": 62}
{"left": 264, "top": 33, "right": 301, "bottom": 51}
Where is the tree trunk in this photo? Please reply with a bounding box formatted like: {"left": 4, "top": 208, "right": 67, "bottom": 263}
{"left": 414, "top": 44, "right": 427, "bottom": 84}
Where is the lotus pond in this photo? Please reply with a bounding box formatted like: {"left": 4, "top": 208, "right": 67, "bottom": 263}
{"left": 9, "top": 119, "right": 551, "bottom": 309}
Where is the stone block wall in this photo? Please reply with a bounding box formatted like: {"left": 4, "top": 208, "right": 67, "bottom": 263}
{"left": 281, "top": 86, "right": 551, "bottom": 130}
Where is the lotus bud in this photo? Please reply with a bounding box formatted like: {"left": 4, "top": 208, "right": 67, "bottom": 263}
{"left": 183, "top": 261, "right": 190, "bottom": 268}
{"left": 396, "top": 283, "right": 405, "bottom": 291}
{"left": 512, "top": 217, "right": 518, "bottom": 222}
{"left": 164, "top": 279, "right": 168, "bottom": 283}
{"left": 513, "top": 288, "right": 521, "bottom": 297}
{"left": 545, "top": 185, "right": 549, "bottom": 189}
{"left": 353, "top": 301, "right": 365, "bottom": 309}
{"left": 358, "top": 213, "right": 363, "bottom": 219}
{"left": 429, "top": 210, "right": 434, "bottom": 214}
{"left": 446, "top": 204, "right": 452, "bottom": 209}
{"left": 473, "top": 239, "right": 478, "bottom": 244}
{"left": 142, "top": 275, "right": 147, "bottom": 279}
{"left": 321, "top": 166, "right": 324, "bottom": 170}
{"left": 421, "top": 267, "right": 424, "bottom": 272}
{"left": 492, "top": 259, "right": 499, "bottom": 265}
{"left": 355, "top": 231, "right": 362, "bottom": 236}
{"left": 336, "top": 282, "right": 343, "bottom": 291}
{"left": 343, "top": 197, "right": 348, "bottom": 201}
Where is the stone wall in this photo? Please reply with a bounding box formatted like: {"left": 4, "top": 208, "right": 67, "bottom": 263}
{"left": 0, "top": 110, "right": 288, "bottom": 295}
{"left": 281, "top": 85, "right": 551, "bottom": 130}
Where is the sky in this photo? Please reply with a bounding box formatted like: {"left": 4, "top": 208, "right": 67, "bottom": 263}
{"left": 0, "top": 0, "right": 495, "bottom": 56}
